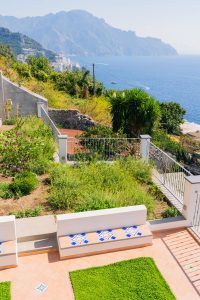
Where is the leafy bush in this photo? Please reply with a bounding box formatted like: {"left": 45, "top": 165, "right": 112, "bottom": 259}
{"left": 0, "top": 281, "right": 11, "bottom": 300}
{"left": 0, "top": 183, "right": 14, "bottom": 199}
{"left": 160, "top": 102, "right": 186, "bottom": 134}
{"left": 81, "top": 125, "right": 126, "bottom": 139}
{"left": 10, "top": 206, "right": 42, "bottom": 218}
{"left": 52, "top": 69, "right": 104, "bottom": 98}
{"left": 0, "top": 116, "right": 56, "bottom": 175}
{"left": 13, "top": 62, "right": 31, "bottom": 78}
{"left": 0, "top": 43, "right": 14, "bottom": 60}
{"left": 9, "top": 172, "right": 39, "bottom": 196}
{"left": 109, "top": 89, "right": 161, "bottom": 136}
{"left": 2, "top": 117, "right": 17, "bottom": 125}
{"left": 152, "top": 129, "right": 189, "bottom": 162}
{"left": 162, "top": 207, "right": 180, "bottom": 218}
{"left": 48, "top": 159, "right": 155, "bottom": 217}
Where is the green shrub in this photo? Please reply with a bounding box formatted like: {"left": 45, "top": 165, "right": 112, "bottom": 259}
{"left": 160, "top": 102, "right": 186, "bottom": 134}
{"left": 0, "top": 116, "right": 56, "bottom": 175}
{"left": 10, "top": 206, "right": 42, "bottom": 218}
{"left": 152, "top": 129, "right": 189, "bottom": 162}
{"left": 0, "top": 183, "right": 14, "bottom": 199}
{"left": 162, "top": 207, "right": 180, "bottom": 218}
{"left": 9, "top": 171, "right": 39, "bottom": 196}
{"left": 0, "top": 281, "right": 11, "bottom": 300}
{"left": 109, "top": 89, "right": 161, "bottom": 136}
{"left": 3, "top": 117, "right": 17, "bottom": 125}
{"left": 48, "top": 159, "right": 155, "bottom": 217}
{"left": 81, "top": 125, "right": 126, "bottom": 139}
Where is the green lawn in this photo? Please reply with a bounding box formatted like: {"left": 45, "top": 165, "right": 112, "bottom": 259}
{"left": 70, "top": 257, "right": 176, "bottom": 300}
{"left": 0, "top": 282, "right": 11, "bottom": 300}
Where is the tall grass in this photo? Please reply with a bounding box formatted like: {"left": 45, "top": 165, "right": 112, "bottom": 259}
{"left": 48, "top": 158, "right": 155, "bottom": 217}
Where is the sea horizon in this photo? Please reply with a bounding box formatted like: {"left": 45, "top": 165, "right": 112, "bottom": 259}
{"left": 76, "top": 55, "right": 200, "bottom": 126}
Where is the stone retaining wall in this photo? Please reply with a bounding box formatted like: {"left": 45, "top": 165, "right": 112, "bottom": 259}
{"left": 48, "top": 108, "right": 97, "bottom": 131}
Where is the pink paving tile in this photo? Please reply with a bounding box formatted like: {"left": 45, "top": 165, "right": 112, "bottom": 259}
{"left": 163, "top": 229, "right": 200, "bottom": 297}
{"left": 0, "top": 229, "right": 199, "bottom": 300}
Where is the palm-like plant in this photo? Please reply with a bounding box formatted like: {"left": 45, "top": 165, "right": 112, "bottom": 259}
{"left": 109, "top": 89, "right": 160, "bottom": 137}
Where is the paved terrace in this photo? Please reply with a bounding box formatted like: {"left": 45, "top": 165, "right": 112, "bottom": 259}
{"left": 0, "top": 229, "right": 199, "bottom": 300}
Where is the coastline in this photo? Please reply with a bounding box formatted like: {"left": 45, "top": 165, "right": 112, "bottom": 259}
{"left": 181, "top": 121, "right": 200, "bottom": 134}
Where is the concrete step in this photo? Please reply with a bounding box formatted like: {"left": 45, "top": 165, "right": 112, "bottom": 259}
{"left": 18, "top": 232, "right": 56, "bottom": 243}
{"left": 18, "top": 237, "right": 58, "bottom": 256}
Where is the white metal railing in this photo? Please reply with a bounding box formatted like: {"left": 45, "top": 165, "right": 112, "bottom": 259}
{"left": 149, "top": 142, "right": 192, "bottom": 206}
{"left": 40, "top": 106, "right": 60, "bottom": 141}
{"left": 66, "top": 137, "right": 141, "bottom": 161}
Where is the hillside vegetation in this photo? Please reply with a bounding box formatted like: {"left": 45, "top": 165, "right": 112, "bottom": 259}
{"left": 0, "top": 27, "right": 56, "bottom": 60}
{"left": 0, "top": 47, "right": 111, "bottom": 125}
{"left": 0, "top": 45, "right": 191, "bottom": 164}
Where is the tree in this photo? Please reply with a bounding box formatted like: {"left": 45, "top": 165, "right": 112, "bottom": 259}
{"left": 13, "top": 62, "right": 31, "bottom": 78}
{"left": 52, "top": 69, "right": 104, "bottom": 98}
{"left": 78, "top": 70, "right": 90, "bottom": 98}
{"left": 27, "top": 56, "right": 53, "bottom": 81}
{"left": 0, "top": 44, "right": 15, "bottom": 60}
{"left": 109, "top": 89, "right": 160, "bottom": 137}
{"left": 160, "top": 102, "right": 186, "bottom": 134}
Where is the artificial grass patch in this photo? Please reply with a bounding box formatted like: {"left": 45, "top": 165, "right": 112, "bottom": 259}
{"left": 0, "top": 282, "right": 11, "bottom": 300}
{"left": 70, "top": 257, "right": 175, "bottom": 300}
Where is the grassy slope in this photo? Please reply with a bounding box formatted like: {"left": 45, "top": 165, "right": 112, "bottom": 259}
{"left": 48, "top": 159, "right": 156, "bottom": 218}
{"left": 0, "top": 56, "right": 111, "bottom": 126}
{"left": 70, "top": 257, "right": 176, "bottom": 300}
{"left": 0, "top": 282, "right": 11, "bottom": 300}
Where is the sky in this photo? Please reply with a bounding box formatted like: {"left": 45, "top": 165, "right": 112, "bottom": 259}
{"left": 0, "top": 0, "right": 200, "bottom": 54}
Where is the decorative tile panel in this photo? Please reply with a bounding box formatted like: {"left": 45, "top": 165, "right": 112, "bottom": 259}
{"left": 68, "top": 233, "right": 89, "bottom": 246}
{"left": 122, "top": 225, "right": 142, "bottom": 237}
{"left": 96, "top": 229, "right": 117, "bottom": 242}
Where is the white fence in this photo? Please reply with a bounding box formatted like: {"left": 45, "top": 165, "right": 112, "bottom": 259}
{"left": 149, "top": 142, "right": 192, "bottom": 207}
{"left": 37, "top": 103, "right": 67, "bottom": 163}
{"left": 40, "top": 105, "right": 60, "bottom": 141}
{"left": 66, "top": 137, "right": 140, "bottom": 161}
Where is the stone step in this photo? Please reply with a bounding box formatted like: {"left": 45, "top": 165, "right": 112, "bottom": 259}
{"left": 18, "top": 237, "right": 58, "bottom": 256}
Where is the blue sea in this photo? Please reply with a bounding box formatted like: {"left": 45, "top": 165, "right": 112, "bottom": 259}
{"left": 76, "top": 56, "right": 200, "bottom": 124}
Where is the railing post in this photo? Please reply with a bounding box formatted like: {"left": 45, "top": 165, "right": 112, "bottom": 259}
{"left": 140, "top": 135, "right": 151, "bottom": 161}
{"left": 58, "top": 135, "right": 68, "bottom": 163}
{"left": 182, "top": 175, "right": 200, "bottom": 226}
{"left": 37, "top": 102, "right": 45, "bottom": 118}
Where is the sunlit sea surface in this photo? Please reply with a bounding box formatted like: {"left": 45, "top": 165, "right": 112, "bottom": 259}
{"left": 76, "top": 55, "right": 200, "bottom": 124}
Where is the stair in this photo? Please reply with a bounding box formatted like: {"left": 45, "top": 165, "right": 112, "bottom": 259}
{"left": 18, "top": 235, "right": 57, "bottom": 256}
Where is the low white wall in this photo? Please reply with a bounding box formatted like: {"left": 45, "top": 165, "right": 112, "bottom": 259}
{"left": 148, "top": 216, "right": 188, "bottom": 232}
{"left": 0, "top": 72, "right": 48, "bottom": 120}
{"left": 0, "top": 215, "right": 16, "bottom": 241}
{"left": 57, "top": 205, "right": 147, "bottom": 236}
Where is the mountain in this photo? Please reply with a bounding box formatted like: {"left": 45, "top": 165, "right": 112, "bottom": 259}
{"left": 0, "top": 10, "right": 178, "bottom": 57}
{"left": 0, "top": 27, "right": 56, "bottom": 60}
